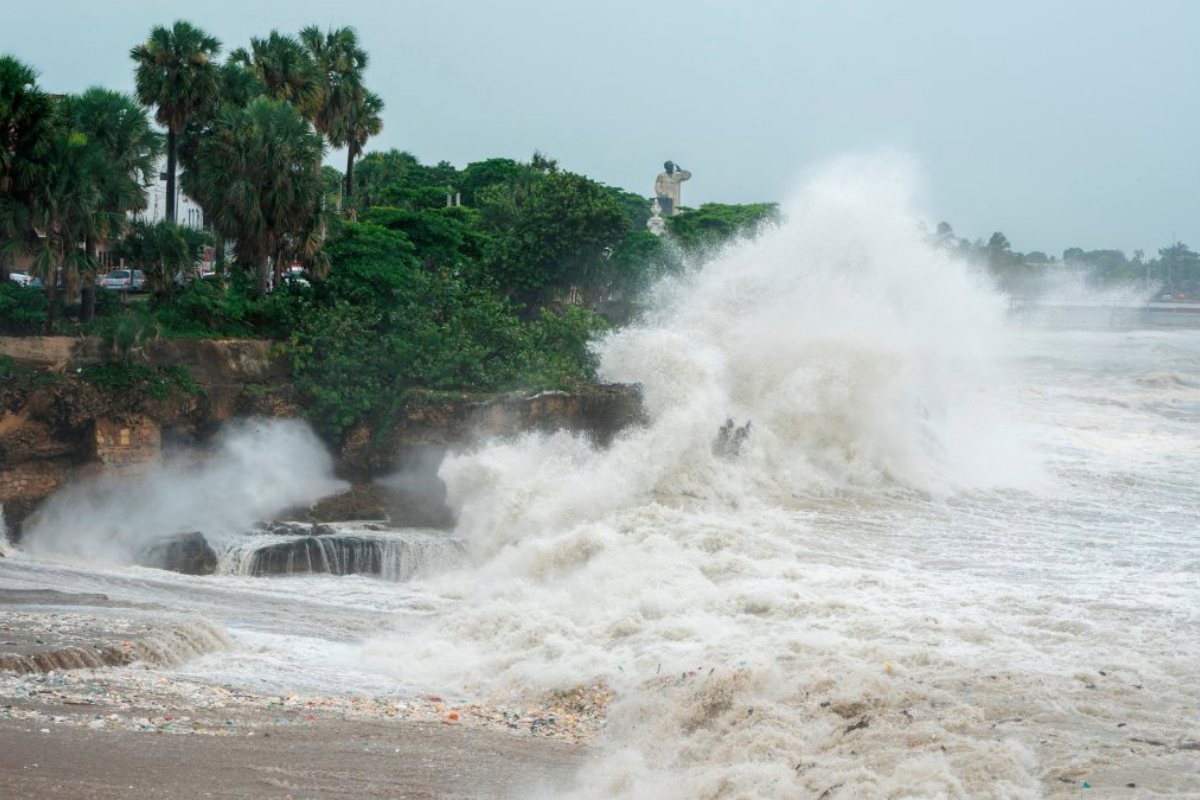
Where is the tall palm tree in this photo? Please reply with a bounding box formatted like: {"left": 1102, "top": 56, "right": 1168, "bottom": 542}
{"left": 64, "top": 88, "right": 162, "bottom": 319}
{"left": 0, "top": 56, "right": 54, "bottom": 281}
{"left": 185, "top": 97, "right": 325, "bottom": 293}
{"left": 231, "top": 31, "right": 317, "bottom": 108}
{"left": 334, "top": 89, "right": 384, "bottom": 212}
{"left": 130, "top": 20, "right": 221, "bottom": 224}
{"left": 299, "top": 26, "right": 382, "bottom": 206}
{"left": 299, "top": 25, "right": 366, "bottom": 134}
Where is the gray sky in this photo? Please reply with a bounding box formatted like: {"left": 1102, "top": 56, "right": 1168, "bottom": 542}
{"left": 4, "top": 0, "right": 1197, "bottom": 255}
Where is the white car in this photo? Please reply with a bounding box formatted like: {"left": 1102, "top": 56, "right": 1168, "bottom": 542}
{"left": 7, "top": 270, "right": 36, "bottom": 287}
{"left": 101, "top": 269, "right": 146, "bottom": 292}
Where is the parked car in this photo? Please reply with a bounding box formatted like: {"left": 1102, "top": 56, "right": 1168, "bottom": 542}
{"left": 274, "top": 266, "right": 310, "bottom": 290}
{"left": 7, "top": 270, "right": 37, "bottom": 287}
{"left": 101, "top": 269, "right": 146, "bottom": 292}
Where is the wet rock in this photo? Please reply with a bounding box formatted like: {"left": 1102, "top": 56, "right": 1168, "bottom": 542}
{"left": 227, "top": 532, "right": 465, "bottom": 581}
{"left": 253, "top": 521, "right": 335, "bottom": 537}
{"left": 338, "top": 384, "right": 645, "bottom": 482}
{"left": 244, "top": 535, "right": 386, "bottom": 577}
{"left": 283, "top": 484, "right": 392, "bottom": 523}
{"left": 142, "top": 532, "right": 218, "bottom": 576}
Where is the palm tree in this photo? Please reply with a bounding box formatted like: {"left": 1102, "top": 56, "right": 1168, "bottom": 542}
{"left": 119, "top": 220, "right": 191, "bottom": 299}
{"left": 231, "top": 31, "right": 317, "bottom": 108}
{"left": 299, "top": 26, "right": 382, "bottom": 206}
{"left": 130, "top": 20, "right": 221, "bottom": 224}
{"left": 64, "top": 89, "right": 162, "bottom": 319}
{"left": 334, "top": 89, "right": 384, "bottom": 213}
{"left": 185, "top": 98, "right": 325, "bottom": 293}
{"left": 28, "top": 114, "right": 104, "bottom": 325}
{"left": 299, "top": 25, "right": 366, "bottom": 133}
{"left": 0, "top": 56, "right": 54, "bottom": 281}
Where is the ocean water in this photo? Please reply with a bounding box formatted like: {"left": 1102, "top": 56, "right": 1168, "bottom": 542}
{"left": 5, "top": 162, "right": 1199, "bottom": 797}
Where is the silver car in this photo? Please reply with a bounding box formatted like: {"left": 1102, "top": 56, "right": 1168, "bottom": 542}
{"left": 101, "top": 269, "right": 146, "bottom": 292}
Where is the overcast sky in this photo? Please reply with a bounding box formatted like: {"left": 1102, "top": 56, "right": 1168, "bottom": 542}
{"left": 4, "top": 0, "right": 1197, "bottom": 254}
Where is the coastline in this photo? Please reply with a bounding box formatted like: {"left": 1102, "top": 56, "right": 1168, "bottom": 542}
{"left": 0, "top": 705, "right": 585, "bottom": 799}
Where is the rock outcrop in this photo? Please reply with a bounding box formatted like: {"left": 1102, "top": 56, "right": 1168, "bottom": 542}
{"left": 141, "top": 532, "right": 219, "bottom": 576}
{"left": 0, "top": 336, "right": 645, "bottom": 540}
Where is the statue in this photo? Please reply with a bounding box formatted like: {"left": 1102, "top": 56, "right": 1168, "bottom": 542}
{"left": 646, "top": 198, "right": 666, "bottom": 236}
{"left": 654, "top": 160, "right": 691, "bottom": 216}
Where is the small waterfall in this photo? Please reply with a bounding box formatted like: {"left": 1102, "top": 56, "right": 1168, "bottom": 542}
{"left": 215, "top": 528, "right": 465, "bottom": 581}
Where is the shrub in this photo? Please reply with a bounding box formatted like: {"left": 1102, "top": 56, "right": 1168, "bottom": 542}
{"left": 0, "top": 283, "right": 47, "bottom": 333}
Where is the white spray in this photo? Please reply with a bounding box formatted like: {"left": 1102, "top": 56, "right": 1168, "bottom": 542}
{"left": 23, "top": 418, "right": 346, "bottom": 564}
{"left": 362, "top": 159, "right": 1053, "bottom": 796}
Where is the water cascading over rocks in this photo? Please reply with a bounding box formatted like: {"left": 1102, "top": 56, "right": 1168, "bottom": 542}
{"left": 216, "top": 529, "right": 466, "bottom": 581}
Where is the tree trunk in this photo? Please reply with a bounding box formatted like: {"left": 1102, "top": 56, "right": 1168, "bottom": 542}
{"left": 43, "top": 258, "right": 58, "bottom": 332}
{"left": 345, "top": 140, "right": 357, "bottom": 221}
{"left": 81, "top": 234, "right": 96, "bottom": 322}
{"left": 165, "top": 128, "right": 178, "bottom": 225}
{"left": 258, "top": 259, "right": 269, "bottom": 296}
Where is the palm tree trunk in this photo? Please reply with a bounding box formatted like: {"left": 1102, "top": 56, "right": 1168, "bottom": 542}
{"left": 81, "top": 234, "right": 96, "bottom": 322}
{"left": 345, "top": 140, "right": 357, "bottom": 221}
{"left": 165, "top": 128, "right": 178, "bottom": 224}
{"left": 43, "top": 248, "right": 60, "bottom": 333}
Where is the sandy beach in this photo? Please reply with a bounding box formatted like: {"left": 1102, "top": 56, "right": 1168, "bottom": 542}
{"left": 0, "top": 590, "right": 595, "bottom": 798}
{"left": 0, "top": 707, "right": 585, "bottom": 799}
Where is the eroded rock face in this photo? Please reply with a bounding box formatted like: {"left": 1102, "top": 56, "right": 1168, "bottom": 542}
{"left": 141, "top": 532, "right": 218, "bottom": 576}
{"left": 1, "top": 336, "right": 648, "bottom": 543}
{"left": 338, "top": 385, "right": 645, "bottom": 481}
{"left": 286, "top": 484, "right": 393, "bottom": 523}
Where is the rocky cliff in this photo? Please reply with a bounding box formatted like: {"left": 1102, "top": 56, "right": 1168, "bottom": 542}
{"left": 0, "top": 336, "right": 643, "bottom": 540}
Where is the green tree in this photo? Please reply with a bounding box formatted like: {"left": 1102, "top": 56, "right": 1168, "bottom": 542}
{"left": 185, "top": 97, "right": 326, "bottom": 293}
{"left": 666, "top": 202, "right": 780, "bottom": 251}
{"left": 28, "top": 117, "right": 103, "bottom": 323}
{"left": 1157, "top": 242, "right": 1200, "bottom": 291}
{"left": 299, "top": 26, "right": 378, "bottom": 206}
{"left": 0, "top": 56, "right": 54, "bottom": 281}
{"left": 458, "top": 157, "right": 533, "bottom": 206}
{"left": 117, "top": 220, "right": 191, "bottom": 299}
{"left": 354, "top": 150, "right": 455, "bottom": 211}
{"left": 360, "top": 206, "right": 483, "bottom": 273}
{"left": 230, "top": 31, "right": 317, "bottom": 108}
{"left": 130, "top": 20, "right": 222, "bottom": 224}
{"left": 334, "top": 89, "right": 383, "bottom": 207}
{"left": 64, "top": 88, "right": 162, "bottom": 319}
{"left": 481, "top": 169, "right": 630, "bottom": 309}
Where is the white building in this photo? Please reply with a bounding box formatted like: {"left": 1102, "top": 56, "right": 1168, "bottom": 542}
{"left": 132, "top": 160, "right": 205, "bottom": 229}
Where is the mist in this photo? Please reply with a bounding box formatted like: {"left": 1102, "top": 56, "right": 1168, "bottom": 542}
{"left": 22, "top": 418, "right": 346, "bottom": 564}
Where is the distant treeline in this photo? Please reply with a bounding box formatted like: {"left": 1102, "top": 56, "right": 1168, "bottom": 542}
{"left": 931, "top": 222, "right": 1200, "bottom": 299}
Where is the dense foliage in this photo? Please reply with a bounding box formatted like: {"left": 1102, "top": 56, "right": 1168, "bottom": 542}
{"left": 666, "top": 202, "right": 781, "bottom": 251}
{"left": 2, "top": 29, "right": 773, "bottom": 442}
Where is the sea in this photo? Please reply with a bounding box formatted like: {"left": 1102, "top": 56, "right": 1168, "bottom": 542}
{"left": 3, "top": 160, "right": 1198, "bottom": 798}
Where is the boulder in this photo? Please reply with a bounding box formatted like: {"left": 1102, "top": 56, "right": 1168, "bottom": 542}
{"left": 142, "top": 531, "right": 218, "bottom": 576}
